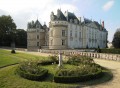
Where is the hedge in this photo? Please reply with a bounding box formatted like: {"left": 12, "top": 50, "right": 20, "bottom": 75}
{"left": 17, "top": 67, "right": 48, "bottom": 81}
{"left": 54, "top": 71, "right": 103, "bottom": 83}
{"left": 100, "top": 49, "right": 120, "bottom": 54}
{"left": 38, "top": 60, "right": 58, "bottom": 65}
{"left": 37, "top": 56, "right": 58, "bottom": 65}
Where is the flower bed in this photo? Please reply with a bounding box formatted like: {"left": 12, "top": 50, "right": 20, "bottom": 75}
{"left": 54, "top": 66, "right": 103, "bottom": 83}
{"left": 54, "top": 55, "right": 104, "bottom": 83}
{"left": 16, "top": 61, "right": 48, "bottom": 81}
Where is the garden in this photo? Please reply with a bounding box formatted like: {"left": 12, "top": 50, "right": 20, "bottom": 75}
{"left": 0, "top": 49, "right": 113, "bottom": 88}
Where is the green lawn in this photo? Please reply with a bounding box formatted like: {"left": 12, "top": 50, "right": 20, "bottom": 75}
{"left": 0, "top": 49, "right": 113, "bottom": 88}
{"left": 0, "top": 49, "right": 47, "bottom": 67}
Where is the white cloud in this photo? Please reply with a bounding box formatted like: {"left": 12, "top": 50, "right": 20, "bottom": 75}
{"left": 103, "top": 0, "right": 114, "bottom": 11}
{"left": 0, "top": 0, "right": 78, "bottom": 29}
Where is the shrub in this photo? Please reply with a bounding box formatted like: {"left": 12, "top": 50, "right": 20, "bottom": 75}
{"left": 37, "top": 55, "right": 58, "bottom": 65}
{"left": 49, "top": 55, "right": 58, "bottom": 62}
{"left": 54, "top": 63, "right": 103, "bottom": 83}
{"left": 16, "top": 61, "right": 48, "bottom": 81}
{"left": 100, "top": 49, "right": 120, "bottom": 54}
{"left": 11, "top": 49, "right": 16, "bottom": 54}
{"left": 67, "top": 55, "right": 94, "bottom": 65}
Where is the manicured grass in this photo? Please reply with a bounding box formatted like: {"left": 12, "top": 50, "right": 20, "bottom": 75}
{"left": 0, "top": 49, "right": 47, "bottom": 67}
{"left": 0, "top": 65, "right": 81, "bottom": 88}
{"left": 0, "top": 54, "right": 19, "bottom": 67}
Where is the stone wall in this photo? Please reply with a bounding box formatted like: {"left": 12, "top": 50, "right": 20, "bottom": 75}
{"left": 40, "top": 49, "right": 120, "bottom": 61}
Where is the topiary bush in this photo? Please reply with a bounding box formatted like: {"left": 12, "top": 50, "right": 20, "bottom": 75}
{"left": 11, "top": 49, "right": 16, "bottom": 54}
{"left": 16, "top": 61, "right": 48, "bottom": 81}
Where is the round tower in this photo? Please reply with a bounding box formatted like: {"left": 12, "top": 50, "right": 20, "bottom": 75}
{"left": 49, "top": 21, "right": 68, "bottom": 49}
{"left": 49, "top": 9, "right": 68, "bottom": 49}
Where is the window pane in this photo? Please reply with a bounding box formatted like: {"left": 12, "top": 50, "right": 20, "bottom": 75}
{"left": 62, "top": 30, "right": 65, "bottom": 37}
{"left": 37, "top": 42, "right": 39, "bottom": 46}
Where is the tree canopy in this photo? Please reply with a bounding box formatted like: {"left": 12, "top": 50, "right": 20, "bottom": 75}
{"left": 112, "top": 29, "right": 120, "bottom": 48}
{"left": 0, "top": 15, "right": 27, "bottom": 48}
{"left": 15, "top": 29, "right": 27, "bottom": 48}
{"left": 0, "top": 15, "right": 16, "bottom": 46}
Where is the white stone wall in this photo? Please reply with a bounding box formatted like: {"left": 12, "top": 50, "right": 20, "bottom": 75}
{"left": 85, "top": 25, "right": 107, "bottom": 49}
{"left": 67, "top": 23, "right": 83, "bottom": 49}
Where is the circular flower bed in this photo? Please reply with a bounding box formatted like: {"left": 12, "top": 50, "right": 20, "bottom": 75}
{"left": 54, "top": 65, "right": 103, "bottom": 83}
{"left": 54, "top": 55, "right": 104, "bottom": 83}
{"left": 16, "top": 55, "right": 107, "bottom": 83}
{"left": 16, "top": 61, "right": 48, "bottom": 81}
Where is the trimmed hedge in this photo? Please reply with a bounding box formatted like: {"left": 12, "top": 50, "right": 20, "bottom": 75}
{"left": 37, "top": 56, "right": 58, "bottom": 65}
{"left": 54, "top": 70, "right": 103, "bottom": 83}
{"left": 16, "top": 61, "right": 48, "bottom": 81}
{"left": 100, "top": 49, "right": 120, "bottom": 54}
{"left": 38, "top": 60, "right": 58, "bottom": 65}
{"left": 17, "top": 67, "right": 48, "bottom": 81}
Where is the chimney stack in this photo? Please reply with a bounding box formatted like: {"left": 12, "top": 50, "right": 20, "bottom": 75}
{"left": 102, "top": 21, "right": 104, "bottom": 28}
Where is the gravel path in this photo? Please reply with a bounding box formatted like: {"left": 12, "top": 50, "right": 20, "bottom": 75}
{"left": 17, "top": 50, "right": 120, "bottom": 88}
{"left": 92, "top": 59, "right": 120, "bottom": 88}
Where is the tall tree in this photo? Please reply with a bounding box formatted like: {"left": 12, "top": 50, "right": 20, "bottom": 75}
{"left": 15, "top": 29, "right": 27, "bottom": 48}
{"left": 0, "top": 15, "right": 16, "bottom": 46}
{"left": 112, "top": 29, "right": 120, "bottom": 48}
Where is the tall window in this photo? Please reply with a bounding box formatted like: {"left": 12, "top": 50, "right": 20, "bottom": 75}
{"left": 51, "top": 39, "right": 53, "bottom": 45}
{"left": 37, "top": 35, "right": 39, "bottom": 39}
{"left": 79, "top": 32, "right": 81, "bottom": 38}
{"left": 62, "top": 30, "right": 65, "bottom": 37}
{"left": 75, "top": 31, "right": 77, "bottom": 37}
{"left": 37, "top": 42, "right": 39, "bottom": 46}
{"left": 62, "top": 40, "right": 65, "bottom": 45}
{"left": 70, "top": 30, "right": 72, "bottom": 37}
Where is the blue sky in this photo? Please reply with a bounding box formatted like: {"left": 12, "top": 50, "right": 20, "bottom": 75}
{"left": 0, "top": 0, "right": 120, "bottom": 42}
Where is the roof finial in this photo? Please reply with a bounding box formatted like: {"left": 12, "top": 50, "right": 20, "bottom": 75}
{"left": 57, "top": 0, "right": 61, "bottom": 10}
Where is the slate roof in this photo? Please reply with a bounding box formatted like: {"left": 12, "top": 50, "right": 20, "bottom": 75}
{"left": 66, "top": 12, "right": 79, "bottom": 22}
{"left": 82, "top": 18, "right": 107, "bottom": 32}
{"left": 50, "top": 9, "right": 107, "bottom": 32}
{"left": 56, "top": 9, "right": 67, "bottom": 21}
{"left": 27, "top": 20, "right": 45, "bottom": 29}
{"left": 34, "top": 20, "right": 42, "bottom": 28}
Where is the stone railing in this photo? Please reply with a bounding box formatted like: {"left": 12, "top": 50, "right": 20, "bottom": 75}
{"left": 40, "top": 49, "right": 120, "bottom": 61}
